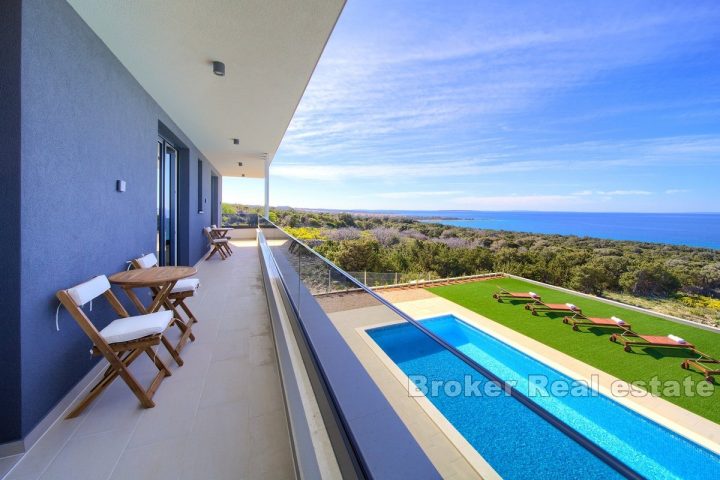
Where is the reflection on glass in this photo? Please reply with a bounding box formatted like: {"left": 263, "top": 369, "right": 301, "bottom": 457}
{"left": 259, "top": 217, "right": 393, "bottom": 319}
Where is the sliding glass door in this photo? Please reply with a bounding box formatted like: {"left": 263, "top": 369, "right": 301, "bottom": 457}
{"left": 157, "top": 138, "right": 178, "bottom": 266}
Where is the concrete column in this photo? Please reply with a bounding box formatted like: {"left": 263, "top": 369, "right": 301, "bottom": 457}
{"left": 264, "top": 156, "right": 270, "bottom": 218}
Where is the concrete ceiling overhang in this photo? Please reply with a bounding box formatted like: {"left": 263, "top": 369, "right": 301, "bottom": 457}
{"left": 68, "top": 0, "right": 345, "bottom": 178}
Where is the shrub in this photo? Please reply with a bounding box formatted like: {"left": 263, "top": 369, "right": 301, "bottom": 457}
{"left": 619, "top": 263, "right": 681, "bottom": 297}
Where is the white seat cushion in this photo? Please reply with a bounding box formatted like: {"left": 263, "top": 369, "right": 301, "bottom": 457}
{"left": 134, "top": 253, "right": 158, "bottom": 269}
{"left": 212, "top": 238, "right": 228, "bottom": 244}
{"left": 67, "top": 275, "right": 110, "bottom": 306}
{"left": 99, "top": 310, "right": 172, "bottom": 344}
{"left": 172, "top": 278, "right": 200, "bottom": 293}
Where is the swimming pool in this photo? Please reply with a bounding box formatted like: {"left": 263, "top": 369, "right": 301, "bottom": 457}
{"left": 367, "top": 314, "right": 720, "bottom": 480}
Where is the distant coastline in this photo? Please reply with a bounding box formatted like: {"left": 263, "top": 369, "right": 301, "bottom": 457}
{"left": 299, "top": 208, "right": 720, "bottom": 250}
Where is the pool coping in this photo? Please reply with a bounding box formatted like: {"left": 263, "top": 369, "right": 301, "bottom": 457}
{"left": 355, "top": 320, "right": 502, "bottom": 480}
{"left": 385, "top": 296, "right": 720, "bottom": 456}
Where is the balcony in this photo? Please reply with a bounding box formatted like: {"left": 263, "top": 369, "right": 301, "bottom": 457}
{"left": 2, "top": 241, "right": 294, "bottom": 480}
{"left": 1, "top": 225, "right": 445, "bottom": 480}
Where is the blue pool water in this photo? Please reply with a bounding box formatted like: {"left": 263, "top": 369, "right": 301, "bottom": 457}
{"left": 367, "top": 315, "right": 720, "bottom": 480}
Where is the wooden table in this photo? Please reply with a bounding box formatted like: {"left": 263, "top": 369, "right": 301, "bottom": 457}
{"left": 109, "top": 266, "right": 197, "bottom": 364}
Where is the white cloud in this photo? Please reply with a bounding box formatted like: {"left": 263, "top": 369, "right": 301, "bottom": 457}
{"left": 272, "top": 135, "right": 720, "bottom": 181}
{"left": 262, "top": 2, "right": 720, "bottom": 213}
{"left": 450, "top": 194, "right": 586, "bottom": 210}
{"left": 373, "top": 190, "right": 463, "bottom": 199}
{"left": 278, "top": 3, "right": 720, "bottom": 161}
{"left": 445, "top": 189, "right": 653, "bottom": 211}
{"left": 596, "top": 190, "right": 652, "bottom": 196}
{"left": 271, "top": 158, "right": 552, "bottom": 181}
{"left": 665, "top": 189, "right": 689, "bottom": 194}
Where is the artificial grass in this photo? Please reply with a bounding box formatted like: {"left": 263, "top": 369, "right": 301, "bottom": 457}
{"left": 427, "top": 277, "right": 720, "bottom": 425}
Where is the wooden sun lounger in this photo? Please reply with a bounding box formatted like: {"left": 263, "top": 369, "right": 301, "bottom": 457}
{"left": 492, "top": 287, "right": 541, "bottom": 303}
{"left": 563, "top": 313, "right": 632, "bottom": 332}
{"left": 525, "top": 300, "right": 581, "bottom": 316}
{"left": 610, "top": 332, "right": 695, "bottom": 353}
{"left": 682, "top": 356, "right": 719, "bottom": 384}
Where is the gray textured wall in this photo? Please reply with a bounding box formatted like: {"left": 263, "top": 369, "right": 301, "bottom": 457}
{"left": 0, "top": 0, "right": 23, "bottom": 444}
{"left": 16, "top": 0, "right": 221, "bottom": 439}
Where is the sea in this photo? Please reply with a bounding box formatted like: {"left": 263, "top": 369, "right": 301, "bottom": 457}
{"left": 352, "top": 210, "right": 720, "bottom": 250}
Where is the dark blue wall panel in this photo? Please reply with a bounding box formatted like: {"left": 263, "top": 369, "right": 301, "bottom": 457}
{"left": 17, "top": 0, "right": 219, "bottom": 439}
{"left": 0, "top": 0, "right": 23, "bottom": 445}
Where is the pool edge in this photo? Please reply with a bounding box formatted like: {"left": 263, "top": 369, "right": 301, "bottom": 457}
{"left": 355, "top": 319, "right": 502, "bottom": 480}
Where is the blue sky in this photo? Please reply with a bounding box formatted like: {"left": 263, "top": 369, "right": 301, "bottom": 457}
{"left": 223, "top": 0, "right": 720, "bottom": 212}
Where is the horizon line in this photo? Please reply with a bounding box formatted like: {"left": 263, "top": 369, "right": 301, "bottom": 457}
{"left": 226, "top": 203, "right": 720, "bottom": 215}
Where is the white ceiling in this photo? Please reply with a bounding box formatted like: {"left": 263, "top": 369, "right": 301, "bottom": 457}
{"left": 68, "top": 0, "right": 345, "bottom": 178}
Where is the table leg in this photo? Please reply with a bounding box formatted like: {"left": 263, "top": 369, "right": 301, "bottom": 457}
{"left": 148, "top": 282, "right": 174, "bottom": 313}
{"left": 163, "top": 297, "right": 196, "bottom": 352}
{"left": 124, "top": 287, "right": 149, "bottom": 315}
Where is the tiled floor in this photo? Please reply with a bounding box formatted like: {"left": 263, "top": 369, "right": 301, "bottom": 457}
{"left": 2, "top": 240, "right": 295, "bottom": 480}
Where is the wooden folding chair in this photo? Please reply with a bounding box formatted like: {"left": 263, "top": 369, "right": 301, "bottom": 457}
{"left": 132, "top": 253, "right": 199, "bottom": 350}
{"left": 204, "top": 227, "right": 230, "bottom": 260}
{"left": 210, "top": 225, "right": 233, "bottom": 256}
{"left": 56, "top": 275, "right": 175, "bottom": 418}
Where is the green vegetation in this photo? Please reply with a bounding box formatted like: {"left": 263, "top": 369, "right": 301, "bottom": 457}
{"left": 221, "top": 203, "right": 261, "bottom": 227}
{"left": 221, "top": 205, "right": 720, "bottom": 324}
{"left": 284, "top": 227, "right": 327, "bottom": 241}
{"left": 428, "top": 277, "right": 720, "bottom": 423}
{"left": 221, "top": 203, "right": 237, "bottom": 215}
{"left": 253, "top": 207, "right": 720, "bottom": 325}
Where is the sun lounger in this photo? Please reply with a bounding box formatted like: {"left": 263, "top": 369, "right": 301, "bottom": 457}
{"left": 493, "top": 287, "right": 541, "bottom": 303}
{"left": 682, "top": 354, "right": 720, "bottom": 384}
{"left": 525, "top": 300, "right": 582, "bottom": 316}
{"left": 610, "top": 332, "right": 695, "bottom": 353}
{"left": 563, "top": 314, "right": 631, "bottom": 332}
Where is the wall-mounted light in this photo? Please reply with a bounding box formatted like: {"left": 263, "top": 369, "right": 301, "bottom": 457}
{"left": 232, "top": 138, "right": 240, "bottom": 145}
{"left": 238, "top": 162, "right": 243, "bottom": 167}
{"left": 212, "top": 61, "right": 225, "bottom": 76}
{"left": 116, "top": 180, "right": 126, "bottom": 192}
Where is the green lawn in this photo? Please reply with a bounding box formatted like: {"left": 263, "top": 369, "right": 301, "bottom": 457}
{"left": 427, "top": 277, "right": 720, "bottom": 424}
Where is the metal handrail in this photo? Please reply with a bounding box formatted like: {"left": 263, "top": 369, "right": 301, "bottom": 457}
{"left": 259, "top": 217, "right": 643, "bottom": 479}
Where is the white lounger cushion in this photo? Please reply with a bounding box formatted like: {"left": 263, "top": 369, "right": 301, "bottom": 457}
{"left": 99, "top": 310, "right": 172, "bottom": 344}
{"left": 135, "top": 253, "right": 158, "bottom": 269}
{"left": 610, "top": 316, "right": 626, "bottom": 325}
{"left": 668, "top": 334, "right": 687, "bottom": 344}
{"left": 529, "top": 292, "right": 539, "bottom": 298}
{"left": 565, "top": 303, "right": 578, "bottom": 310}
{"left": 172, "top": 278, "right": 200, "bottom": 293}
{"left": 67, "top": 275, "right": 110, "bottom": 306}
